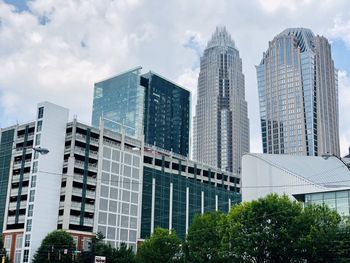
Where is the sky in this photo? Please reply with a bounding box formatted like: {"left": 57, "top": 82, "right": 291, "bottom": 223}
{"left": 0, "top": 0, "right": 350, "bottom": 156}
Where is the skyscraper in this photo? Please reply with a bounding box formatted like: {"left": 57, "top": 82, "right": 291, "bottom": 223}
{"left": 193, "top": 26, "right": 250, "bottom": 174}
{"left": 92, "top": 67, "right": 190, "bottom": 156}
{"left": 257, "top": 28, "right": 340, "bottom": 156}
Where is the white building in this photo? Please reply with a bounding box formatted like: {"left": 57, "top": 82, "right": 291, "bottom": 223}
{"left": 1, "top": 102, "right": 240, "bottom": 263}
{"left": 242, "top": 153, "right": 350, "bottom": 202}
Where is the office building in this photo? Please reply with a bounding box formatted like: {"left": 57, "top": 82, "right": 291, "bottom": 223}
{"left": 256, "top": 28, "right": 340, "bottom": 156}
{"left": 193, "top": 26, "right": 250, "bottom": 174}
{"left": 92, "top": 68, "right": 190, "bottom": 157}
{"left": 2, "top": 102, "right": 239, "bottom": 263}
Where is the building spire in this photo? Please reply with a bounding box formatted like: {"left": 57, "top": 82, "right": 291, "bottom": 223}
{"left": 206, "top": 26, "right": 235, "bottom": 49}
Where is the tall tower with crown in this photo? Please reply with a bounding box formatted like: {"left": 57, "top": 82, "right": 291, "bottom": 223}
{"left": 193, "top": 26, "right": 250, "bottom": 174}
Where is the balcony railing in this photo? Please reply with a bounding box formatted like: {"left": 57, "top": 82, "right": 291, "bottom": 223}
{"left": 70, "top": 216, "right": 93, "bottom": 226}
{"left": 73, "top": 174, "right": 96, "bottom": 185}
{"left": 74, "top": 160, "right": 97, "bottom": 171}
{"left": 7, "top": 215, "right": 25, "bottom": 224}
{"left": 72, "top": 188, "right": 96, "bottom": 198}
{"left": 10, "top": 187, "right": 28, "bottom": 196}
{"left": 8, "top": 201, "right": 26, "bottom": 210}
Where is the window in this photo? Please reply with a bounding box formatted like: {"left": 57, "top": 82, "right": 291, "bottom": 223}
{"left": 32, "top": 162, "right": 38, "bottom": 174}
{"left": 14, "top": 251, "right": 21, "bottom": 263}
{"left": 99, "top": 199, "right": 108, "bottom": 211}
{"left": 124, "top": 166, "right": 131, "bottom": 177}
{"left": 98, "top": 212, "right": 107, "bottom": 224}
{"left": 4, "top": 236, "right": 11, "bottom": 253}
{"left": 108, "top": 214, "right": 116, "bottom": 225}
{"left": 36, "top": 120, "right": 42, "bottom": 132}
{"left": 29, "top": 190, "right": 35, "bottom": 202}
{"left": 28, "top": 204, "right": 34, "bottom": 217}
{"left": 83, "top": 238, "right": 91, "bottom": 252}
{"left": 26, "top": 219, "right": 32, "bottom": 232}
{"left": 16, "top": 235, "right": 23, "bottom": 249}
{"left": 31, "top": 175, "right": 37, "bottom": 188}
{"left": 14, "top": 235, "right": 23, "bottom": 263}
{"left": 38, "top": 107, "right": 44, "bottom": 119}
{"left": 35, "top": 134, "right": 41, "bottom": 146}
{"left": 23, "top": 250, "right": 29, "bottom": 262}
{"left": 24, "top": 234, "right": 30, "bottom": 247}
{"left": 33, "top": 151, "right": 39, "bottom": 160}
{"left": 73, "top": 236, "right": 78, "bottom": 248}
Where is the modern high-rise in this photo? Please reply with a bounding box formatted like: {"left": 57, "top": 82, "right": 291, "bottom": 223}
{"left": 256, "top": 28, "right": 340, "bottom": 156}
{"left": 193, "top": 26, "right": 250, "bottom": 174}
{"left": 92, "top": 68, "right": 190, "bottom": 157}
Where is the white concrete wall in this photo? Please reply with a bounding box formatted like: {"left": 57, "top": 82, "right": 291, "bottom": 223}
{"left": 241, "top": 154, "right": 324, "bottom": 202}
{"left": 25, "top": 102, "right": 69, "bottom": 262}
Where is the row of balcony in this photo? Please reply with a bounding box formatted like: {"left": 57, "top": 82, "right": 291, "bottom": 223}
{"left": 64, "top": 145, "right": 98, "bottom": 158}
{"left": 13, "top": 159, "right": 31, "bottom": 168}
{"left": 10, "top": 187, "right": 28, "bottom": 196}
{"left": 7, "top": 215, "right": 25, "bottom": 224}
{"left": 75, "top": 133, "right": 99, "bottom": 145}
{"left": 59, "top": 201, "right": 95, "bottom": 212}
{"left": 70, "top": 216, "right": 93, "bottom": 226}
{"left": 8, "top": 201, "right": 26, "bottom": 210}
{"left": 8, "top": 214, "right": 94, "bottom": 227}
{"left": 16, "top": 132, "right": 34, "bottom": 140}
{"left": 12, "top": 173, "right": 30, "bottom": 183}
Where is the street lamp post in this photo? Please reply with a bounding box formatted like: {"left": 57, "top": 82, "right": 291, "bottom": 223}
{"left": 32, "top": 146, "right": 50, "bottom": 155}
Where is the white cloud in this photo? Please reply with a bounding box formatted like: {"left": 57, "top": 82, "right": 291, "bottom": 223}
{"left": 0, "top": 0, "right": 350, "bottom": 156}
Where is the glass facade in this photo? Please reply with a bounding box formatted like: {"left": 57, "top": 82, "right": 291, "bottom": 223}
{"left": 92, "top": 68, "right": 190, "bottom": 157}
{"left": 92, "top": 67, "right": 145, "bottom": 139}
{"left": 141, "top": 166, "right": 240, "bottom": 240}
{"left": 0, "top": 128, "right": 14, "bottom": 233}
{"left": 141, "top": 73, "right": 190, "bottom": 157}
{"left": 305, "top": 190, "right": 350, "bottom": 217}
{"left": 257, "top": 28, "right": 339, "bottom": 156}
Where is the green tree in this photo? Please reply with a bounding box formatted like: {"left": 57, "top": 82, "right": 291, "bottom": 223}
{"left": 78, "top": 233, "right": 135, "bottom": 263}
{"left": 222, "top": 194, "right": 347, "bottom": 263}
{"left": 184, "top": 211, "right": 225, "bottom": 263}
{"left": 32, "top": 230, "right": 76, "bottom": 263}
{"left": 296, "top": 204, "right": 342, "bottom": 263}
{"left": 223, "top": 194, "right": 303, "bottom": 262}
{"left": 136, "top": 228, "right": 182, "bottom": 263}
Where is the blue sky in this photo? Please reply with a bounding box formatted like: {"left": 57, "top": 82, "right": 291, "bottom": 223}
{"left": 3, "top": 0, "right": 28, "bottom": 12}
{"left": 331, "top": 39, "right": 350, "bottom": 72}
{"left": 0, "top": 0, "right": 350, "bottom": 155}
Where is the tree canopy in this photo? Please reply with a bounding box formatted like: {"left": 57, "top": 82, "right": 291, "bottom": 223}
{"left": 32, "top": 230, "right": 76, "bottom": 263}
{"left": 184, "top": 211, "right": 225, "bottom": 263}
{"left": 222, "top": 194, "right": 348, "bottom": 263}
{"left": 136, "top": 228, "right": 182, "bottom": 263}
{"left": 78, "top": 232, "right": 135, "bottom": 263}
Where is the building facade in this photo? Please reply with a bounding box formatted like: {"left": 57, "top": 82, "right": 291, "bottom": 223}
{"left": 256, "top": 28, "right": 340, "bottom": 156}
{"left": 193, "top": 26, "right": 250, "bottom": 174}
{"left": 242, "top": 153, "right": 350, "bottom": 218}
{"left": 241, "top": 153, "right": 350, "bottom": 202}
{"left": 92, "top": 68, "right": 190, "bottom": 157}
{"left": 91, "top": 67, "right": 145, "bottom": 139}
{"left": 2, "top": 102, "right": 239, "bottom": 263}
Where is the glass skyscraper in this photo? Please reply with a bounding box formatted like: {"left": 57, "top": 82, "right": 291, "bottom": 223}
{"left": 257, "top": 28, "right": 340, "bottom": 156}
{"left": 92, "top": 67, "right": 145, "bottom": 139}
{"left": 193, "top": 26, "right": 250, "bottom": 174}
{"left": 141, "top": 72, "right": 190, "bottom": 157}
{"left": 92, "top": 68, "right": 190, "bottom": 157}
